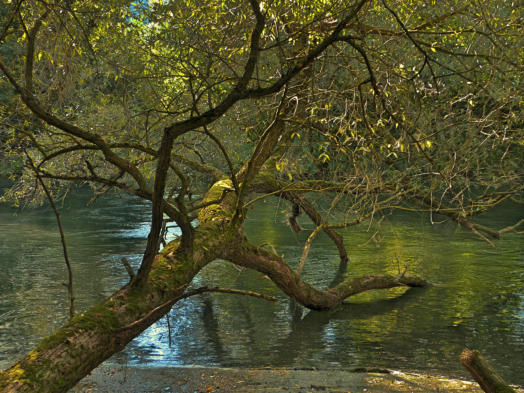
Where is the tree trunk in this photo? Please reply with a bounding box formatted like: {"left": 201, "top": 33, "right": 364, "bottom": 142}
{"left": 0, "top": 180, "right": 427, "bottom": 392}
{"left": 460, "top": 349, "right": 516, "bottom": 393}
{"left": 0, "top": 229, "right": 224, "bottom": 392}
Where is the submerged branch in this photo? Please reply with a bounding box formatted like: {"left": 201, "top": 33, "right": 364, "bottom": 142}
{"left": 297, "top": 225, "right": 324, "bottom": 276}
{"left": 499, "top": 219, "right": 524, "bottom": 235}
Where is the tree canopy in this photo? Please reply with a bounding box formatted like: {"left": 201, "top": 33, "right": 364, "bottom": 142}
{"left": 0, "top": 0, "right": 522, "bottom": 391}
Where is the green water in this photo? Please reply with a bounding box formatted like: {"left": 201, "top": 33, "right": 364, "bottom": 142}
{"left": 0, "top": 190, "right": 523, "bottom": 384}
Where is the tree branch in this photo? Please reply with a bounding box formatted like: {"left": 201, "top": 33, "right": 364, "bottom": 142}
{"left": 118, "top": 285, "right": 277, "bottom": 332}
{"left": 223, "top": 239, "right": 426, "bottom": 310}
{"left": 25, "top": 151, "right": 75, "bottom": 318}
{"left": 135, "top": 130, "right": 180, "bottom": 285}
{"left": 297, "top": 225, "right": 323, "bottom": 276}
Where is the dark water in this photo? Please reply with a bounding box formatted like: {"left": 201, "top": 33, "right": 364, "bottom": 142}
{"left": 0, "top": 189, "right": 523, "bottom": 384}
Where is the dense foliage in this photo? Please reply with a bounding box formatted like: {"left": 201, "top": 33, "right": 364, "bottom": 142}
{"left": 1, "top": 0, "right": 521, "bottom": 225}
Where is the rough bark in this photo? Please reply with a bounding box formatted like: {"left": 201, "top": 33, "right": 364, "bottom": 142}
{"left": 460, "top": 349, "right": 516, "bottom": 393}
{"left": 0, "top": 181, "right": 238, "bottom": 393}
{"left": 0, "top": 231, "right": 218, "bottom": 392}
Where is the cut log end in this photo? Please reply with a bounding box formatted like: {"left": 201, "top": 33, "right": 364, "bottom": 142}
{"left": 460, "top": 348, "right": 476, "bottom": 364}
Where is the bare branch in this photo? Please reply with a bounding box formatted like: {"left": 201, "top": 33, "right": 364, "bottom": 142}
{"left": 296, "top": 225, "right": 324, "bottom": 276}
{"left": 180, "top": 286, "right": 277, "bottom": 302}
{"left": 25, "top": 151, "right": 75, "bottom": 318}
{"left": 118, "top": 285, "right": 276, "bottom": 332}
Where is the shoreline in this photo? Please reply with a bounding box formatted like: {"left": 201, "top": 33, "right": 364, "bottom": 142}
{"left": 69, "top": 364, "right": 524, "bottom": 393}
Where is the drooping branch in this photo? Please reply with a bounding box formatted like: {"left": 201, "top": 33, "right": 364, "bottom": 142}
{"left": 25, "top": 152, "right": 75, "bottom": 318}
{"left": 407, "top": 191, "right": 517, "bottom": 244}
{"left": 284, "top": 192, "right": 349, "bottom": 263}
{"left": 0, "top": 55, "right": 151, "bottom": 194}
{"left": 36, "top": 142, "right": 224, "bottom": 180}
{"left": 222, "top": 238, "right": 427, "bottom": 310}
{"left": 247, "top": 174, "right": 404, "bottom": 263}
{"left": 35, "top": 167, "right": 189, "bottom": 226}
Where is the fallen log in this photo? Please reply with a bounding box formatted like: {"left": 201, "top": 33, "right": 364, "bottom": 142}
{"left": 460, "top": 348, "right": 516, "bottom": 393}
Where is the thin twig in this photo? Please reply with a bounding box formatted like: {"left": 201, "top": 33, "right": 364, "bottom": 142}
{"left": 118, "top": 286, "right": 277, "bottom": 332}
{"left": 25, "top": 151, "right": 75, "bottom": 318}
{"left": 181, "top": 286, "right": 278, "bottom": 302}
{"left": 296, "top": 225, "right": 323, "bottom": 276}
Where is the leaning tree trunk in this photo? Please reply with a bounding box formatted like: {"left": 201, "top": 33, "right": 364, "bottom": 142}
{"left": 0, "top": 228, "right": 226, "bottom": 393}
{"left": 0, "top": 181, "right": 240, "bottom": 393}
{"left": 0, "top": 180, "right": 427, "bottom": 392}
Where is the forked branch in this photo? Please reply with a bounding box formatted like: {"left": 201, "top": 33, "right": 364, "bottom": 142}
{"left": 223, "top": 238, "right": 427, "bottom": 310}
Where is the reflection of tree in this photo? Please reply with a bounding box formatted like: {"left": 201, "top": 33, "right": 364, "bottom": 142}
{"left": 200, "top": 296, "right": 227, "bottom": 365}
{"left": 270, "top": 287, "right": 427, "bottom": 368}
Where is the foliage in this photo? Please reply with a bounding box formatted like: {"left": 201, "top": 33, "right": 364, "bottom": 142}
{"left": 0, "top": 0, "right": 522, "bottom": 390}
{"left": 0, "top": 0, "right": 520, "bottom": 218}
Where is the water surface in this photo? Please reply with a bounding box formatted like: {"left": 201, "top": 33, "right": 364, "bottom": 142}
{"left": 0, "top": 189, "right": 522, "bottom": 384}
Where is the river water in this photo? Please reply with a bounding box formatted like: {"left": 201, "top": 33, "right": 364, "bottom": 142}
{"left": 0, "top": 188, "right": 523, "bottom": 384}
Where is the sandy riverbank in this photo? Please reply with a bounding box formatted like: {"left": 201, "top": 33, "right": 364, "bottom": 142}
{"left": 69, "top": 365, "right": 524, "bottom": 393}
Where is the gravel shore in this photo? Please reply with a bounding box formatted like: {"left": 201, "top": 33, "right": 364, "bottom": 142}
{"left": 69, "top": 365, "right": 524, "bottom": 393}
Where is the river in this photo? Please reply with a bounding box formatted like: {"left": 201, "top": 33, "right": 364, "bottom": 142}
{"left": 0, "top": 188, "right": 523, "bottom": 384}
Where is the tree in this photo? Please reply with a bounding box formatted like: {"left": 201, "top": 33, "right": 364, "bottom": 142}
{"left": 0, "top": 0, "right": 522, "bottom": 391}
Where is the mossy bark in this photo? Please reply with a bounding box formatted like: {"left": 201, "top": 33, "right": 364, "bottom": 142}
{"left": 0, "top": 179, "right": 427, "bottom": 392}
{"left": 0, "top": 181, "right": 239, "bottom": 393}
{"left": 0, "top": 229, "right": 226, "bottom": 392}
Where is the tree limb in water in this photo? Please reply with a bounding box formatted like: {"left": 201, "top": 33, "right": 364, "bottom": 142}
{"left": 222, "top": 238, "right": 427, "bottom": 310}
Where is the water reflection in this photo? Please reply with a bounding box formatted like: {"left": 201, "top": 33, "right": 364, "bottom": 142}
{"left": 0, "top": 191, "right": 522, "bottom": 384}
